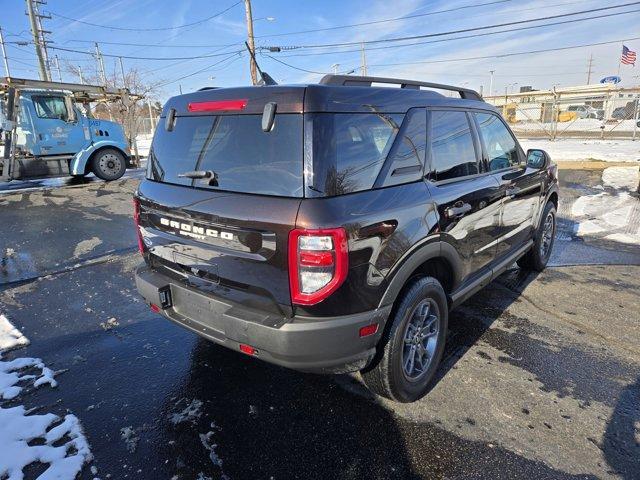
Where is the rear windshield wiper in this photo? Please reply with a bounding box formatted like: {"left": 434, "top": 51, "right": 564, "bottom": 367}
{"left": 178, "top": 170, "right": 215, "bottom": 179}
{"left": 178, "top": 170, "right": 219, "bottom": 186}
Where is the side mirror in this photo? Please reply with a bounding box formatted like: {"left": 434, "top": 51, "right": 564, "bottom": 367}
{"left": 262, "top": 102, "right": 277, "bottom": 132}
{"left": 526, "top": 149, "right": 549, "bottom": 169}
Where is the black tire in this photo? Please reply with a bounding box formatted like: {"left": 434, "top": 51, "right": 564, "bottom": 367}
{"left": 517, "top": 202, "right": 556, "bottom": 271}
{"left": 361, "top": 276, "right": 448, "bottom": 403}
{"left": 91, "top": 148, "right": 126, "bottom": 181}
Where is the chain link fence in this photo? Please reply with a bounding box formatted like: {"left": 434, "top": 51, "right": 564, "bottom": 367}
{"left": 485, "top": 85, "right": 640, "bottom": 140}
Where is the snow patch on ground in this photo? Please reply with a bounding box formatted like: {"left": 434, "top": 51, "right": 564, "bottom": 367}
{"left": 602, "top": 166, "right": 640, "bottom": 190}
{"left": 120, "top": 426, "right": 140, "bottom": 453}
{"left": 571, "top": 167, "right": 640, "bottom": 244}
{"left": 0, "top": 314, "right": 93, "bottom": 479}
{"left": 0, "top": 406, "right": 92, "bottom": 480}
{"left": 72, "top": 236, "right": 103, "bottom": 258}
{"left": 0, "top": 314, "right": 30, "bottom": 351}
{"left": 519, "top": 139, "right": 640, "bottom": 162}
{"left": 170, "top": 398, "right": 203, "bottom": 425}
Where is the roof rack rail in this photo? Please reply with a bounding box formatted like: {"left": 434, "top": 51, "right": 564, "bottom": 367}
{"left": 319, "top": 75, "right": 483, "bottom": 101}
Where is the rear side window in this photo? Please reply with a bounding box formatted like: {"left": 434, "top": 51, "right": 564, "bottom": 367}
{"left": 148, "top": 114, "right": 303, "bottom": 197}
{"left": 376, "top": 108, "right": 426, "bottom": 188}
{"left": 428, "top": 110, "right": 478, "bottom": 182}
{"left": 309, "top": 113, "right": 403, "bottom": 196}
{"left": 474, "top": 112, "right": 520, "bottom": 171}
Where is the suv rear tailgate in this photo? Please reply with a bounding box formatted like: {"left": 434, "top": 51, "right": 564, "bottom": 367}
{"left": 137, "top": 180, "right": 300, "bottom": 317}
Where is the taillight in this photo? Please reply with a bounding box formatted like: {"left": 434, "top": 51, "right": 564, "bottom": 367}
{"left": 288, "top": 227, "right": 348, "bottom": 306}
{"left": 133, "top": 197, "right": 146, "bottom": 254}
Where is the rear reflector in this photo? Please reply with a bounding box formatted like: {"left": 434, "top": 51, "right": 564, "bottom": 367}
{"left": 188, "top": 99, "right": 248, "bottom": 112}
{"left": 359, "top": 323, "right": 379, "bottom": 338}
{"left": 239, "top": 344, "right": 257, "bottom": 355}
{"left": 150, "top": 304, "right": 161, "bottom": 313}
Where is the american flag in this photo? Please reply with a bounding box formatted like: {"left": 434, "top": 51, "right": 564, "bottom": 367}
{"left": 621, "top": 45, "right": 636, "bottom": 66}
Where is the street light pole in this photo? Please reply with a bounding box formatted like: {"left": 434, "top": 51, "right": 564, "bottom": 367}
{"left": 489, "top": 70, "right": 495, "bottom": 96}
{"left": 244, "top": 0, "right": 258, "bottom": 85}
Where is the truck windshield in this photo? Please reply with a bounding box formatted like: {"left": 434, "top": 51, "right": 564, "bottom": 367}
{"left": 148, "top": 114, "right": 303, "bottom": 197}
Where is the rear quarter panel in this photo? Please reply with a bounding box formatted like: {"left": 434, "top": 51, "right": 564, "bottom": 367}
{"left": 295, "top": 181, "right": 439, "bottom": 316}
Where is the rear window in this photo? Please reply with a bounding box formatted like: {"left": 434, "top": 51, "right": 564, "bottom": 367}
{"left": 309, "top": 113, "right": 403, "bottom": 196}
{"left": 148, "top": 114, "right": 303, "bottom": 197}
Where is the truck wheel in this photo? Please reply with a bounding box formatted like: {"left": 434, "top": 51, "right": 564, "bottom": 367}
{"left": 92, "top": 149, "right": 126, "bottom": 181}
{"left": 361, "top": 276, "right": 448, "bottom": 403}
{"left": 517, "top": 202, "right": 556, "bottom": 271}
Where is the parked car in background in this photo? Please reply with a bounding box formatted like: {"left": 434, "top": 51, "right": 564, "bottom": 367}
{"left": 567, "top": 105, "right": 603, "bottom": 119}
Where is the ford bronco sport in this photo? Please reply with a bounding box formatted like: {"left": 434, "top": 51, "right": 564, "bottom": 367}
{"left": 134, "top": 75, "right": 558, "bottom": 403}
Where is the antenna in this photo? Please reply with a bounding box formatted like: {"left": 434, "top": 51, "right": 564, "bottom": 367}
{"left": 243, "top": 42, "right": 277, "bottom": 86}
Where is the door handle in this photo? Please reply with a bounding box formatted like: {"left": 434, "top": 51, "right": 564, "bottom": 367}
{"left": 445, "top": 202, "right": 472, "bottom": 218}
{"left": 505, "top": 186, "right": 521, "bottom": 197}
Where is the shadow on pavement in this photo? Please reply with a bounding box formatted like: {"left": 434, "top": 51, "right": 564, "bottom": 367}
{"left": 603, "top": 377, "right": 640, "bottom": 479}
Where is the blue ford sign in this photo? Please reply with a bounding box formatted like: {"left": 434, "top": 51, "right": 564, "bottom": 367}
{"left": 600, "top": 76, "right": 621, "bottom": 84}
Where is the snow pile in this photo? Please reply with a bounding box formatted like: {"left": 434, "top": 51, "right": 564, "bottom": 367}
{"left": 519, "top": 139, "right": 640, "bottom": 163}
{"left": 0, "top": 314, "right": 93, "bottom": 480}
{"left": 571, "top": 167, "right": 640, "bottom": 244}
{"left": 0, "top": 314, "right": 30, "bottom": 351}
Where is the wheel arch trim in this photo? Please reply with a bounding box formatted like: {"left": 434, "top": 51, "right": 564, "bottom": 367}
{"left": 378, "top": 239, "right": 464, "bottom": 308}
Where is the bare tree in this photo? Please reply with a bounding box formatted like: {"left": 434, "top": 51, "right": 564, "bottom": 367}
{"left": 65, "top": 63, "right": 162, "bottom": 157}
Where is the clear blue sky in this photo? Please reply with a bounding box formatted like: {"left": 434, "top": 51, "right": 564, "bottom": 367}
{"left": 3, "top": 0, "right": 640, "bottom": 101}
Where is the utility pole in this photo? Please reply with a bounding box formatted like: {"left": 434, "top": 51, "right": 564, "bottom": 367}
{"left": 78, "top": 65, "right": 84, "bottom": 84}
{"left": 26, "top": 0, "right": 49, "bottom": 81}
{"left": 586, "top": 53, "right": 594, "bottom": 84}
{"left": 489, "top": 70, "right": 495, "bottom": 97}
{"left": 33, "top": 1, "right": 52, "bottom": 80}
{"left": 118, "top": 56, "right": 126, "bottom": 87}
{"left": 0, "top": 27, "right": 10, "bottom": 77}
{"left": 147, "top": 99, "right": 155, "bottom": 131}
{"left": 244, "top": 0, "right": 257, "bottom": 85}
{"left": 95, "top": 42, "right": 107, "bottom": 86}
{"left": 360, "top": 43, "right": 367, "bottom": 76}
{"left": 54, "top": 55, "right": 62, "bottom": 81}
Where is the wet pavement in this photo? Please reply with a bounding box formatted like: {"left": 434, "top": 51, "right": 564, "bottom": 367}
{"left": 0, "top": 168, "right": 639, "bottom": 479}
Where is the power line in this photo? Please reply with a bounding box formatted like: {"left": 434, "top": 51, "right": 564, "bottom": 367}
{"left": 47, "top": 1, "right": 241, "bottom": 32}
{"left": 156, "top": 52, "right": 243, "bottom": 88}
{"left": 264, "top": 2, "right": 640, "bottom": 50}
{"left": 254, "top": 0, "right": 512, "bottom": 38}
{"left": 63, "top": 39, "right": 243, "bottom": 49}
{"left": 46, "top": 45, "right": 245, "bottom": 61}
{"left": 367, "top": 35, "right": 640, "bottom": 67}
{"left": 271, "top": 8, "right": 640, "bottom": 58}
{"left": 266, "top": 35, "right": 640, "bottom": 77}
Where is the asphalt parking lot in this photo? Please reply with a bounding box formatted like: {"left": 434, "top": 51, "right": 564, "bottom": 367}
{"left": 0, "top": 167, "right": 639, "bottom": 479}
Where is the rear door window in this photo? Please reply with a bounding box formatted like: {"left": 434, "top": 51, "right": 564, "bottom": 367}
{"left": 309, "top": 113, "right": 403, "bottom": 196}
{"left": 427, "top": 110, "right": 479, "bottom": 182}
{"left": 148, "top": 114, "right": 303, "bottom": 197}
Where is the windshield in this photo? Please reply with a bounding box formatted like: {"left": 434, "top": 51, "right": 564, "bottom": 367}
{"left": 148, "top": 114, "right": 303, "bottom": 197}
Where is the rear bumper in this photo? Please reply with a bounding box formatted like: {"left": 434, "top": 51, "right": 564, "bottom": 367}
{"left": 135, "top": 265, "right": 391, "bottom": 374}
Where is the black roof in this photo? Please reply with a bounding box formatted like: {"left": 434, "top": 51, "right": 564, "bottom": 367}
{"left": 161, "top": 75, "right": 492, "bottom": 117}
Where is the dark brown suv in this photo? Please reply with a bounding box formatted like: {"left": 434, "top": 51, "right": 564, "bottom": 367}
{"left": 134, "top": 75, "right": 558, "bottom": 402}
